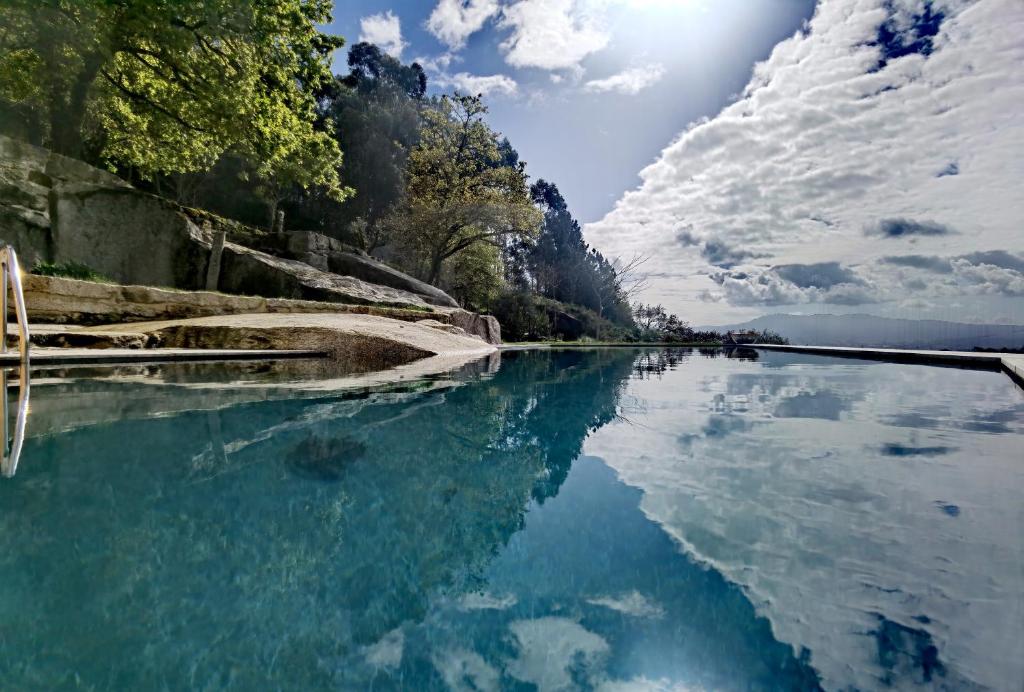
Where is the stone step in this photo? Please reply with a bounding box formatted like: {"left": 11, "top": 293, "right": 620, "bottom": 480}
{"left": 18, "top": 274, "right": 500, "bottom": 344}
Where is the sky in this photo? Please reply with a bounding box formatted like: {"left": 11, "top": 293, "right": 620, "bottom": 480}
{"left": 323, "top": 0, "right": 1024, "bottom": 326}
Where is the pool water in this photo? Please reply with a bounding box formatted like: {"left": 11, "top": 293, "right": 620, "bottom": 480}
{"left": 1, "top": 349, "right": 1021, "bottom": 690}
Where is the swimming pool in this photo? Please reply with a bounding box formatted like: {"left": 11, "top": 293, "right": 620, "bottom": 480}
{"left": 1, "top": 348, "right": 1021, "bottom": 689}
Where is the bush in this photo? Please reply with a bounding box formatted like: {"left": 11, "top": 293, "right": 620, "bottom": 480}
{"left": 489, "top": 290, "right": 632, "bottom": 342}
{"left": 755, "top": 329, "right": 789, "bottom": 345}
{"left": 31, "top": 261, "right": 110, "bottom": 283}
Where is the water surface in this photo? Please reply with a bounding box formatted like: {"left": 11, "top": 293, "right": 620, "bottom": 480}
{"left": 1, "top": 349, "right": 1021, "bottom": 690}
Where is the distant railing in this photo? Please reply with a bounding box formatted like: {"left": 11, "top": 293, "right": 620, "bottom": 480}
{"left": 1, "top": 245, "right": 30, "bottom": 478}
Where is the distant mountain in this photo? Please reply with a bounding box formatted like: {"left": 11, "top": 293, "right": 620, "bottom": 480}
{"left": 703, "top": 314, "right": 1024, "bottom": 350}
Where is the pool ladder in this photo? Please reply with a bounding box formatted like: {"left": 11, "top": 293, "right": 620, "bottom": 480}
{"left": 1, "top": 245, "right": 30, "bottom": 478}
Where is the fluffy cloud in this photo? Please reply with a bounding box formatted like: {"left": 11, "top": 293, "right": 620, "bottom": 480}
{"left": 437, "top": 71, "right": 519, "bottom": 96}
{"left": 584, "top": 64, "right": 666, "bottom": 94}
{"left": 710, "top": 251, "right": 1024, "bottom": 309}
{"left": 710, "top": 266, "right": 878, "bottom": 307}
{"left": 499, "top": 0, "right": 610, "bottom": 71}
{"left": 426, "top": 0, "right": 501, "bottom": 49}
{"left": 585, "top": 0, "right": 1024, "bottom": 323}
{"left": 359, "top": 11, "right": 407, "bottom": 58}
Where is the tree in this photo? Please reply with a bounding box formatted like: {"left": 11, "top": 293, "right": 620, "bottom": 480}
{"left": 389, "top": 94, "right": 541, "bottom": 285}
{"left": 0, "top": 0, "right": 349, "bottom": 208}
{"left": 291, "top": 43, "right": 426, "bottom": 246}
{"left": 522, "top": 179, "right": 639, "bottom": 325}
{"left": 633, "top": 303, "right": 668, "bottom": 332}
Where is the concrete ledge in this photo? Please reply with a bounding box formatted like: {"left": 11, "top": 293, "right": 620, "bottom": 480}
{"left": 1002, "top": 355, "right": 1024, "bottom": 386}
{"left": 0, "top": 348, "right": 325, "bottom": 367}
{"left": 755, "top": 344, "right": 1023, "bottom": 388}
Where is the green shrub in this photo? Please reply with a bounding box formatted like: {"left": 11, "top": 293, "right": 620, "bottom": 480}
{"left": 31, "top": 261, "right": 110, "bottom": 283}
{"left": 490, "top": 290, "right": 633, "bottom": 342}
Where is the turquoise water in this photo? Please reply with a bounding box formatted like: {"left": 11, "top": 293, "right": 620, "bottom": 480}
{"left": 1, "top": 349, "right": 1022, "bottom": 690}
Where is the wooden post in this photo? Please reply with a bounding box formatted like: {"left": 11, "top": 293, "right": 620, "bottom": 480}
{"left": 205, "top": 230, "right": 226, "bottom": 291}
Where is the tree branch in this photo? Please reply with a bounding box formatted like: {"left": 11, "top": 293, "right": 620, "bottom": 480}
{"left": 100, "top": 69, "right": 208, "bottom": 132}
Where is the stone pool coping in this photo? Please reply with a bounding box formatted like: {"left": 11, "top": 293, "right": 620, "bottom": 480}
{"left": 753, "top": 344, "right": 1024, "bottom": 388}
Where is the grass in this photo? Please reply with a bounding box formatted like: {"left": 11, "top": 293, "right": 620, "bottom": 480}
{"left": 31, "top": 261, "right": 111, "bottom": 283}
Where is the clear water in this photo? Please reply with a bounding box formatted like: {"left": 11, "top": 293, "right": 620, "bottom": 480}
{"left": 1, "top": 349, "right": 1022, "bottom": 690}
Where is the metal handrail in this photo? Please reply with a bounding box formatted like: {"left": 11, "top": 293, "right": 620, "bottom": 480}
{"left": 0, "top": 365, "right": 29, "bottom": 478}
{"left": 0, "top": 245, "right": 30, "bottom": 362}
{"left": 1, "top": 245, "right": 31, "bottom": 478}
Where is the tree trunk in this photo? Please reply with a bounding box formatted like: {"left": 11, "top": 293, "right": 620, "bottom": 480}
{"left": 49, "top": 52, "right": 104, "bottom": 158}
{"left": 427, "top": 252, "right": 445, "bottom": 285}
{"left": 266, "top": 198, "right": 279, "bottom": 233}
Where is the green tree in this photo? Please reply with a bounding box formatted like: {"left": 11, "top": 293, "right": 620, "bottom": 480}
{"left": 292, "top": 43, "right": 425, "bottom": 247}
{"left": 390, "top": 94, "right": 541, "bottom": 284}
{"left": 0, "top": 0, "right": 349, "bottom": 208}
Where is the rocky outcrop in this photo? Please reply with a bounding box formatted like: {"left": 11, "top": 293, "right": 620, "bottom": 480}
{"left": 216, "top": 242, "right": 435, "bottom": 309}
{"left": 20, "top": 274, "right": 501, "bottom": 343}
{"left": 442, "top": 309, "right": 502, "bottom": 345}
{"left": 0, "top": 134, "right": 130, "bottom": 266}
{"left": 52, "top": 183, "right": 213, "bottom": 289}
{"left": 263, "top": 231, "right": 459, "bottom": 308}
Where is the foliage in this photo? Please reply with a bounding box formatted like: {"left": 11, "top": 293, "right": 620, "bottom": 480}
{"left": 164, "top": 42, "right": 427, "bottom": 238}
{"left": 440, "top": 241, "right": 502, "bottom": 310}
{"left": 0, "top": 0, "right": 349, "bottom": 208}
{"left": 632, "top": 303, "right": 704, "bottom": 342}
{"left": 514, "top": 180, "right": 638, "bottom": 323}
{"left": 493, "top": 291, "right": 633, "bottom": 342}
{"left": 632, "top": 303, "right": 790, "bottom": 345}
{"left": 31, "top": 260, "right": 109, "bottom": 283}
{"left": 755, "top": 330, "right": 790, "bottom": 345}
{"left": 288, "top": 43, "right": 426, "bottom": 246}
{"left": 387, "top": 94, "right": 541, "bottom": 284}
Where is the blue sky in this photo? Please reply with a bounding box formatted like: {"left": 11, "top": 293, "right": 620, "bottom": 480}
{"left": 323, "top": 1, "right": 1024, "bottom": 326}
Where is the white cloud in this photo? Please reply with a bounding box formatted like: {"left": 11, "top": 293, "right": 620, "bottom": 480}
{"left": 586, "top": 591, "right": 665, "bottom": 618}
{"left": 414, "top": 52, "right": 456, "bottom": 74}
{"left": 359, "top": 11, "right": 407, "bottom": 59}
{"left": 458, "top": 591, "right": 518, "bottom": 610}
{"left": 585, "top": 64, "right": 666, "bottom": 94}
{"left": 436, "top": 71, "right": 519, "bottom": 96}
{"left": 426, "top": 0, "right": 502, "bottom": 50}
{"left": 585, "top": 0, "right": 1024, "bottom": 323}
{"left": 416, "top": 50, "right": 518, "bottom": 98}
{"left": 361, "top": 628, "right": 404, "bottom": 669}
{"left": 431, "top": 648, "right": 500, "bottom": 691}
{"left": 499, "top": 0, "right": 610, "bottom": 71}
{"left": 506, "top": 617, "right": 609, "bottom": 690}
